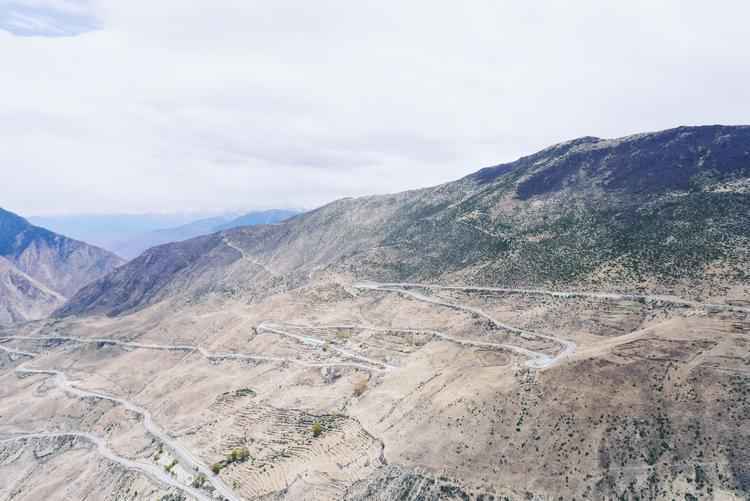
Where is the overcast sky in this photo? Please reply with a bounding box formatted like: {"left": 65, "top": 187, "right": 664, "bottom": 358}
{"left": 2, "top": 1, "right": 749, "bottom": 215}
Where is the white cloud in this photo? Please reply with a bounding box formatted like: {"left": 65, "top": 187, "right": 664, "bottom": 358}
{"left": 1, "top": 0, "right": 749, "bottom": 214}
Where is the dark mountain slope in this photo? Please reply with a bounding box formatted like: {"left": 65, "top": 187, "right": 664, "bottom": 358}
{"left": 0, "top": 208, "right": 124, "bottom": 323}
{"left": 58, "top": 125, "right": 750, "bottom": 318}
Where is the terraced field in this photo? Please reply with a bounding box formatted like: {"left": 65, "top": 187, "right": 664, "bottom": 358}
{"left": 1, "top": 275, "right": 749, "bottom": 500}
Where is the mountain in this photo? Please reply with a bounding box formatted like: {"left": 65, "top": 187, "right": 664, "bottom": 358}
{"left": 0, "top": 208, "right": 124, "bottom": 324}
{"left": 8, "top": 126, "right": 750, "bottom": 501}
{"left": 0, "top": 256, "right": 65, "bottom": 325}
{"left": 213, "top": 209, "right": 301, "bottom": 231}
{"left": 28, "top": 212, "right": 235, "bottom": 253}
{"left": 110, "top": 209, "right": 301, "bottom": 259}
{"left": 59, "top": 125, "right": 750, "bottom": 318}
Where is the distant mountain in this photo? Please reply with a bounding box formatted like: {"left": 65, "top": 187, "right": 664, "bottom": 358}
{"left": 28, "top": 212, "right": 231, "bottom": 252}
{"left": 110, "top": 209, "right": 301, "bottom": 259}
{"left": 213, "top": 209, "right": 301, "bottom": 231}
{"left": 59, "top": 125, "right": 750, "bottom": 318}
{"left": 0, "top": 208, "right": 124, "bottom": 324}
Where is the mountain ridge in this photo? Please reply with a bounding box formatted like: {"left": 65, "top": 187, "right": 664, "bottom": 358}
{"left": 111, "top": 208, "right": 301, "bottom": 259}
{"left": 57, "top": 124, "right": 750, "bottom": 319}
{"left": 0, "top": 207, "right": 124, "bottom": 324}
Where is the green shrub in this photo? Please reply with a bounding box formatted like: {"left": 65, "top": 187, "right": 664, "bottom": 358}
{"left": 312, "top": 421, "right": 323, "bottom": 437}
{"left": 192, "top": 474, "right": 207, "bottom": 488}
{"left": 228, "top": 447, "right": 250, "bottom": 463}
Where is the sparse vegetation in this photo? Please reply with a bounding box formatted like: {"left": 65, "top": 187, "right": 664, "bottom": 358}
{"left": 229, "top": 447, "right": 251, "bottom": 462}
{"left": 164, "top": 459, "right": 178, "bottom": 474}
{"left": 311, "top": 421, "right": 323, "bottom": 437}
{"left": 211, "top": 446, "right": 252, "bottom": 475}
{"left": 191, "top": 473, "right": 207, "bottom": 488}
{"left": 335, "top": 330, "right": 352, "bottom": 340}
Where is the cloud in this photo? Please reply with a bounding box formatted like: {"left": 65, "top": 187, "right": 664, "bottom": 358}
{"left": 1, "top": 0, "right": 749, "bottom": 215}
{"left": 0, "top": 0, "right": 98, "bottom": 36}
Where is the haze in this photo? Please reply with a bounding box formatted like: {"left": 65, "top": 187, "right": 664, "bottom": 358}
{"left": 2, "top": 0, "right": 749, "bottom": 215}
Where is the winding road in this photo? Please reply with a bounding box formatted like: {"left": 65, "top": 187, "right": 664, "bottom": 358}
{"left": 257, "top": 321, "right": 397, "bottom": 370}
{"left": 353, "top": 281, "right": 750, "bottom": 314}
{"left": 0, "top": 432, "right": 213, "bottom": 501}
{"left": 0, "top": 344, "right": 34, "bottom": 357}
{"left": 0, "top": 335, "right": 388, "bottom": 372}
{"left": 353, "top": 282, "right": 576, "bottom": 368}
{"left": 3, "top": 278, "right": 743, "bottom": 498}
{"left": 264, "top": 321, "right": 552, "bottom": 368}
{"left": 223, "top": 237, "right": 279, "bottom": 277}
{"left": 14, "top": 366, "right": 241, "bottom": 501}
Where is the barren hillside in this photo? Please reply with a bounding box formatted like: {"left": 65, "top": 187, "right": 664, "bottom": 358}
{"left": 0, "top": 208, "right": 124, "bottom": 325}
{"left": 2, "top": 125, "right": 749, "bottom": 501}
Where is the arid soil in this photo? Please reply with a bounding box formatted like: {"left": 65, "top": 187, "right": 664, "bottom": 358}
{"left": 2, "top": 272, "right": 748, "bottom": 500}
{"left": 3, "top": 126, "right": 750, "bottom": 500}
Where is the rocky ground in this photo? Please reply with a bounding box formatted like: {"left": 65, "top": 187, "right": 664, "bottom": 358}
{"left": 2, "top": 126, "right": 750, "bottom": 500}
{"left": 1, "top": 271, "right": 748, "bottom": 500}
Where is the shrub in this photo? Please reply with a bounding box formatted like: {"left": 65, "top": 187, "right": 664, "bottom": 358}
{"left": 229, "top": 447, "right": 250, "bottom": 463}
{"left": 311, "top": 421, "right": 323, "bottom": 437}
{"left": 192, "top": 474, "right": 207, "bottom": 488}
{"left": 211, "top": 463, "right": 223, "bottom": 474}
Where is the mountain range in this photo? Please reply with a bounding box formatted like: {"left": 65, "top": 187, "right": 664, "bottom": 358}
{"left": 60, "top": 125, "right": 750, "bottom": 319}
{"left": 109, "top": 209, "right": 301, "bottom": 259}
{"left": 3, "top": 125, "right": 750, "bottom": 501}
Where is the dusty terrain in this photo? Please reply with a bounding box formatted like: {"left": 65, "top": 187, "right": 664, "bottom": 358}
{"left": 2, "top": 271, "right": 749, "bottom": 500}
{"left": 2, "top": 126, "right": 750, "bottom": 500}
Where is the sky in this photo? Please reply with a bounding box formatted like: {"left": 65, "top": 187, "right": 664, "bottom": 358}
{"left": 1, "top": 0, "right": 749, "bottom": 216}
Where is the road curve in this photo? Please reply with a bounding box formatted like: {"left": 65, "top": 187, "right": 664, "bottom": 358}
{"left": 270, "top": 321, "right": 551, "bottom": 368}
{"left": 223, "top": 237, "right": 279, "bottom": 277}
{"left": 0, "top": 432, "right": 212, "bottom": 501}
{"left": 257, "top": 321, "right": 397, "bottom": 370}
{"left": 14, "top": 367, "right": 241, "bottom": 501}
{"left": 0, "top": 334, "right": 388, "bottom": 373}
{"left": 353, "top": 282, "right": 576, "bottom": 368}
{"left": 353, "top": 281, "right": 750, "bottom": 314}
{"left": 0, "top": 344, "right": 35, "bottom": 357}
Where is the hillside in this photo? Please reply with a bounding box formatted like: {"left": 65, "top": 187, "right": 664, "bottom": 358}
{"left": 0, "top": 257, "right": 65, "bottom": 324}
{"left": 59, "top": 125, "right": 750, "bottom": 318}
{"left": 0, "top": 208, "right": 124, "bottom": 324}
{"left": 3, "top": 125, "right": 749, "bottom": 501}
